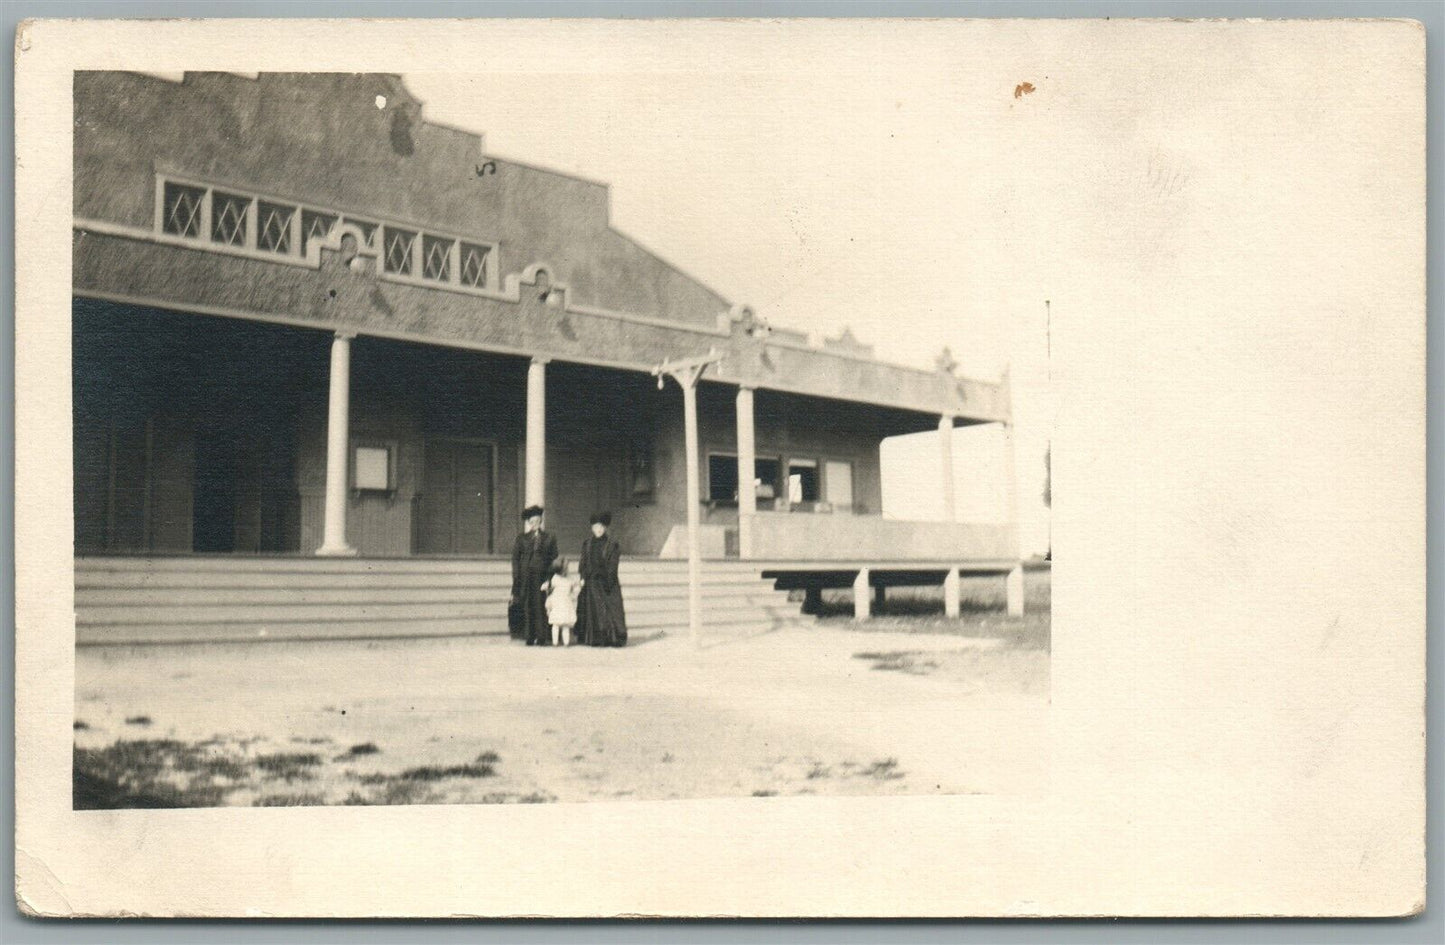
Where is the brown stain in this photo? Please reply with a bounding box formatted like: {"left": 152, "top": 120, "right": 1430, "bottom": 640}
{"left": 1013, "top": 82, "right": 1036, "bottom": 100}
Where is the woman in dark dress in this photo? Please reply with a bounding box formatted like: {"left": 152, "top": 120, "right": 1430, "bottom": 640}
{"left": 577, "top": 511, "right": 627, "bottom": 647}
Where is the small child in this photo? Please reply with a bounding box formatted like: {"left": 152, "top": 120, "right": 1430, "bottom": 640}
{"left": 542, "top": 558, "right": 579, "bottom": 647}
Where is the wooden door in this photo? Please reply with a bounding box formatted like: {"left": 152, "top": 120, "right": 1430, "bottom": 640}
{"left": 416, "top": 439, "right": 494, "bottom": 554}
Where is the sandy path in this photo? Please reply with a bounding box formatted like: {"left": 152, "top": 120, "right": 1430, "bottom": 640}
{"left": 74, "top": 624, "right": 1048, "bottom": 806}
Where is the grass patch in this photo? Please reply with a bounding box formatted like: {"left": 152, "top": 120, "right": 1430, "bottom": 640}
{"left": 253, "top": 752, "right": 323, "bottom": 782}
{"left": 475, "top": 750, "right": 500, "bottom": 765}
{"left": 253, "top": 792, "right": 326, "bottom": 807}
{"left": 861, "top": 758, "right": 904, "bottom": 781}
{"left": 73, "top": 720, "right": 90, "bottom": 731}
{"left": 336, "top": 742, "right": 381, "bottom": 761}
{"left": 852, "top": 651, "right": 941, "bottom": 675}
{"left": 124, "top": 715, "right": 153, "bottom": 726}
{"left": 752, "top": 789, "right": 777, "bottom": 797}
{"left": 74, "top": 740, "right": 235, "bottom": 809}
{"left": 397, "top": 763, "right": 495, "bottom": 781}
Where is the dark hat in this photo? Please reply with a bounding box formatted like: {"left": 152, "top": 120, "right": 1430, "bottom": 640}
{"left": 522, "top": 505, "right": 544, "bottom": 520}
{"left": 589, "top": 511, "right": 612, "bottom": 526}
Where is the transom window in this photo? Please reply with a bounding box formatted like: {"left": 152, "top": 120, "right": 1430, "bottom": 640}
{"left": 422, "top": 235, "right": 454, "bottom": 281}
{"left": 153, "top": 177, "right": 499, "bottom": 289}
{"left": 162, "top": 182, "right": 205, "bottom": 237}
{"left": 383, "top": 227, "right": 417, "bottom": 275}
{"left": 301, "top": 209, "right": 337, "bottom": 254}
{"left": 460, "top": 243, "right": 490, "bottom": 288}
{"left": 211, "top": 192, "right": 250, "bottom": 246}
{"left": 257, "top": 201, "right": 295, "bottom": 254}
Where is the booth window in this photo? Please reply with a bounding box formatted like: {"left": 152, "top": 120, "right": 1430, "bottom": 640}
{"left": 707, "top": 454, "right": 739, "bottom": 503}
{"left": 787, "top": 458, "right": 820, "bottom": 504}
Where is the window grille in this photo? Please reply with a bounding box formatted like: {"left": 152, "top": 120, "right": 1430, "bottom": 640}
{"left": 383, "top": 227, "right": 416, "bottom": 274}
{"left": 211, "top": 192, "right": 250, "bottom": 246}
{"left": 257, "top": 201, "right": 296, "bottom": 254}
{"left": 301, "top": 210, "right": 337, "bottom": 254}
{"left": 460, "top": 243, "right": 490, "bottom": 288}
{"left": 422, "top": 235, "right": 454, "bottom": 281}
{"left": 345, "top": 218, "right": 379, "bottom": 247}
{"left": 162, "top": 182, "right": 205, "bottom": 237}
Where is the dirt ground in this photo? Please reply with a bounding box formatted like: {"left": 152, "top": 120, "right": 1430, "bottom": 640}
{"left": 74, "top": 580, "right": 1050, "bottom": 808}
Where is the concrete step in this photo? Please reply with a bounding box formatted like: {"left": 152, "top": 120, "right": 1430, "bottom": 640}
{"left": 76, "top": 617, "right": 506, "bottom": 646}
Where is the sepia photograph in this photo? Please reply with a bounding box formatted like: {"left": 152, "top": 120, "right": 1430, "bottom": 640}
{"left": 68, "top": 68, "right": 1050, "bottom": 809}
{"left": 15, "top": 15, "right": 1425, "bottom": 919}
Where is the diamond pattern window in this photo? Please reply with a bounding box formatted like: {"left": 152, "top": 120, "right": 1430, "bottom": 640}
{"left": 460, "top": 243, "right": 491, "bottom": 288}
{"left": 211, "top": 192, "right": 250, "bottom": 247}
{"left": 301, "top": 210, "right": 337, "bottom": 255}
{"left": 383, "top": 227, "right": 416, "bottom": 275}
{"left": 422, "top": 235, "right": 454, "bottom": 281}
{"left": 345, "top": 218, "right": 379, "bottom": 248}
{"left": 162, "top": 182, "right": 205, "bottom": 237}
{"left": 257, "top": 202, "right": 296, "bottom": 254}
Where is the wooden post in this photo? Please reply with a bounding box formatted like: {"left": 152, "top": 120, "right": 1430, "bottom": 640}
{"left": 317, "top": 330, "right": 356, "bottom": 556}
{"left": 736, "top": 385, "right": 756, "bottom": 559}
{"left": 944, "top": 568, "right": 961, "bottom": 618}
{"left": 939, "top": 413, "right": 956, "bottom": 522}
{"left": 653, "top": 349, "right": 725, "bottom": 647}
{"left": 853, "top": 568, "right": 871, "bottom": 620}
{"left": 682, "top": 381, "right": 702, "bottom": 644}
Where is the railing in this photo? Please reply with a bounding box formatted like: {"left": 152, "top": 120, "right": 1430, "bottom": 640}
{"left": 746, "top": 510, "right": 1016, "bottom": 561}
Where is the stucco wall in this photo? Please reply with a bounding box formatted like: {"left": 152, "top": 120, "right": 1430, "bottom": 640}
{"left": 74, "top": 71, "right": 730, "bottom": 329}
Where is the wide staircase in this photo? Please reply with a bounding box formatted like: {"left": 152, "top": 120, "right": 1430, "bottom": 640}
{"left": 74, "top": 556, "right": 805, "bottom": 646}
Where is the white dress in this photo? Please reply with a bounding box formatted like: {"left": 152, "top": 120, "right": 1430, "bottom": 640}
{"left": 544, "top": 574, "right": 579, "bottom": 626}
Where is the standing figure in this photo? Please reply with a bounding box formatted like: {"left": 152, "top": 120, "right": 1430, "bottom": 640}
{"left": 577, "top": 511, "right": 627, "bottom": 647}
{"left": 510, "top": 505, "right": 558, "bottom": 646}
{"left": 543, "top": 558, "right": 579, "bottom": 647}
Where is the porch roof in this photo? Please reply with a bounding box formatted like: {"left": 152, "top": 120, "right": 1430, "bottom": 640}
{"left": 73, "top": 228, "right": 1010, "bottom": 424}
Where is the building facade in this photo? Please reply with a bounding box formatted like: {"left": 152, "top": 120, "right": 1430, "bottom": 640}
{"left": 72, "top": 72, "right": 1020, "bottom": 639}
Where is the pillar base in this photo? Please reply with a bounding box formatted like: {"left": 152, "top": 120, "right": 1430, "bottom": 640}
{"left": 943, "top": 568, "right": 961, "bottom": 619}
{"left": 1006, "top": 564, "right": 1025, "bottom": 617}
{"left": 316, "top": 544, "right": 359, "bottom": 558}
{"left": 853, "top": 568, "right": 872, "bottom": 620}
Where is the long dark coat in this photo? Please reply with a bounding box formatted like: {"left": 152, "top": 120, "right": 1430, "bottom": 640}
{"left": 510, "top": 528, "right": 558, "bottom": 644}
{"left": 577, "top": 535, "right": 627, "bottom": 647}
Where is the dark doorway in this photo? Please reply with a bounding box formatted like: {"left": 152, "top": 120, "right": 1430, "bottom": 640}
{"left": 192, "top": 427, "right": 238, "bottom": 552}
{"left": 415, "top": 439, "right": 495, "bottom": 554}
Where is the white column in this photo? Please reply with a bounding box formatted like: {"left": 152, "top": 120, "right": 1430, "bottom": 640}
{"left": 943, "top": 568, "right": 961, "bottom": 618}
{"left": 736, "top": 385, "right": 756, "bottom": 559}
{"left": 683, "top": 382, "right": 703, "bottom": 645}
{"left": 1002, "top": 420, "right": 1020, "bottom": 556}
{"left": 939, "top": 413, "right": 956, "bottom": 522}
{"left": 317, "top": 330, "right": 356, "bottom": 556}
{"left": 525, "top": 358, "right": 548, "bottom": 508}
{"left": 1007, "top": 564, "right": 1025, "bottom": 617}
{"left": 853, "top": 568, "right": 871, "bottom": 620}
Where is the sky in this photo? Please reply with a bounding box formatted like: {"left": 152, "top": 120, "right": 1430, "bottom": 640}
{"left": 404, "top": 56, "right": 1053, "bottom": 555}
